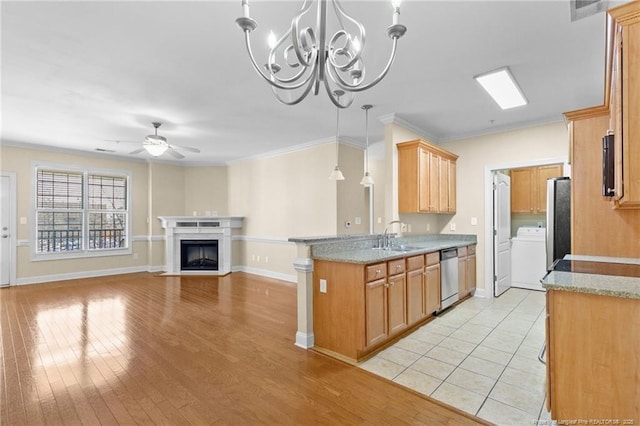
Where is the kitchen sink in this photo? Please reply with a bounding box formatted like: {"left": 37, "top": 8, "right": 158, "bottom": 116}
{"left": 371, "top": 245, "right": 421, "bottom": 252}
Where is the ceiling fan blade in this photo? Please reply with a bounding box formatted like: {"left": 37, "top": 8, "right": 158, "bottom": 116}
{"left": 104, "top": 139, "right": 139, "bottom": 144}
{"left": 171, "top": 144, "right": 200, "bottom": 153}
{"left": 129, "top": 148, "right": 145, "bottom": 155}
{"left": 166, "top": 148, "right": 185, "bottom": 159}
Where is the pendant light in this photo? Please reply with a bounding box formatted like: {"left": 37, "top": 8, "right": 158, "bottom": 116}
{"left": 329, "top": 90, "right": 346, "bottom": 181}
{"left": 360, "top": 104, "right": 374, "bottom": 186}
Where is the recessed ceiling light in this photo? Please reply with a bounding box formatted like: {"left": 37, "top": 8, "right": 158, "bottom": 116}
{"left": 474, "top": 67, "right": 527, "bottom": 110}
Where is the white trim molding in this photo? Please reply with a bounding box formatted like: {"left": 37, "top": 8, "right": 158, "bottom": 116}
{"left": 378, "top": 113, "right": 440, "bottom": 143}
{"left": 232, "top": 235, "right": 294, "bottom": 245}
{"left": 295, "top": 332, "right": 315, "bottom": 350}
{"left": 232, "top": 265, "right": 296, "bottom": 283}
{"left": 16, "top": 265, "right": 151, "bottom": 286}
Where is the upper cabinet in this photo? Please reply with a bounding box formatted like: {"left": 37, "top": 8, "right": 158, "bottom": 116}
{"left": 609, "top": 3, "right": 640, "bottom": 209}
{"left": 397, "top": 140, "right": 458, "bottom": 214}
{"left": 510, "top": 164, "right": 564, "bottom": 214}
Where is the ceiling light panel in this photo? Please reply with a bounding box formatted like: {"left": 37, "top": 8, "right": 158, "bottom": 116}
{"left": 474, "top": 67, "right": 528, "bottom": 110}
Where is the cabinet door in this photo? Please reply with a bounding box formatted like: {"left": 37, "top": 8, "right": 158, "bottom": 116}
{"left": 418, "top": 148, "right": 431, "bottom": 212}
{"left": 387, "top": 273, "right": 407, "bottom": 335}
{"left": 458, "top": 256, "right": 468, "bottom": 298}
{"left": 536, "top": 164, "right": 563, "bottom": 212}
{"left": 365, "top": 278, "right": 388, "bottom": 347}
{"left": 511, "top": 168, "right": 535, "bottom": 213}
{"left": 425, "top": 263, "right": 441, "bottom": 314}
{"left": 467, "top": 253, "right": 476, "bottom": 294}
{"left": 448, "top": 161, "right": 457, "bottom": 212}
{"left": 428, "top": 152, "right": 440, "bottom": 212}
{"left": 439, "top": 157, "right": 449, "bottom": 212}
{"left": 406, "top": 268, "right": 425, "bottom": 325}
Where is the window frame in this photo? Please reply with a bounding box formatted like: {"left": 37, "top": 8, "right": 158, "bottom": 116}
{"left": 31, "top": 162, "right": 132, "bottom": 261}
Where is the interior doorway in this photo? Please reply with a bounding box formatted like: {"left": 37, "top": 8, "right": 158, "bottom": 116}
{"left": 483, "top": 158, "right": 567, "bottom": 298}
{"left": 1, "top": 173, "right": 17, "bottom": 286}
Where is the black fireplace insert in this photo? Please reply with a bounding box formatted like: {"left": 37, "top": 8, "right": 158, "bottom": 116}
{"left": 180, "top": 240, "right": 219, "bottom": 271}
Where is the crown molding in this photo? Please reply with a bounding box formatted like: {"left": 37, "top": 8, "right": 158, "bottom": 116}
{"left": 377, "top": 113, "right": 440, "bottom": 143}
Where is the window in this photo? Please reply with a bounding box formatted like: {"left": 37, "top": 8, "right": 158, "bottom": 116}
{"left": 34, "top": 165, "right": 130, "bottom": 258}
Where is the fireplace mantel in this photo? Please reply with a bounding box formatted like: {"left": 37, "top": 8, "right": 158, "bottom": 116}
{"left": 158, "top": 216, "right": 244, "bottom": 275}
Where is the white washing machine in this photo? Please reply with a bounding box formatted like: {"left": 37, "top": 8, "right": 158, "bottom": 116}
{"left": 511, "top": 227, "right": 546, "bottom": 291}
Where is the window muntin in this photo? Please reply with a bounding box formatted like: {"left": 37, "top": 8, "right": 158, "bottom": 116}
{"left": 35, "top": 167, "right": 130, "bottom": 257}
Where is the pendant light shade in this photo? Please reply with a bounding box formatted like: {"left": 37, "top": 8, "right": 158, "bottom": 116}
{"left": 360, "top": 104, "right": 374, "bottom": 186}
{"left": 329, "top": 90, "right": 346, "bottom": 181}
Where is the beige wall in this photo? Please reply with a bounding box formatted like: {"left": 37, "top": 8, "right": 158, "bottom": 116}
{"left": 337, "top": 144, "right": 368, "bottom": 235}
{"left": 184, "top": 166, "right": 228, "bottom": 216}
{"left": 227, "top": 142, "right": 360, "bottom": 280}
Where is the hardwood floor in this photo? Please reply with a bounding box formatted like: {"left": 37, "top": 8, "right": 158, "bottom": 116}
{"left": 0, "top": 272, "right": 488, "bottom": 425}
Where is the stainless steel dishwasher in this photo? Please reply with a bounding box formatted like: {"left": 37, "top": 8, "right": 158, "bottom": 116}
{"left": 440, "top": 248, "right": 459, "bottom": 311}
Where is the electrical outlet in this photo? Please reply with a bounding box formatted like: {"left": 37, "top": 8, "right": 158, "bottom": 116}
{"left": 408, "top": 224, "right": 412, "bottom": 232}
{"left": 256, "top": 255, "right": 260, "bottom": 262}
{"left": 400, "top": 223, "right": 407, "bottom": 232}
{"left": 355, "top": 216, "right": 361, "bottom": 225}
{"left": 320, "top": 279, "right": 327, "bottom": 293}
{"left": 427, "top": 223, "right": 430, "bottom": 231}
{"left": 20, "top": 217, "right": 27, "bottom": 225}
{"left": 377, "top": 217, "right": 382, "bottom": 224}
{"left": 264, "top": 256, "right": 269, "bottom": 263}
{"left": 252, "top": 254, "right": 256, "bottom": 261}
{"left": 450, "top": 222, "right": 456, "bottom": 231}
{"left": 471, "top": 217, "right": 478, "bottom": 226}
{"left": 133, "top": 253, "right": 139, "bottom": 260}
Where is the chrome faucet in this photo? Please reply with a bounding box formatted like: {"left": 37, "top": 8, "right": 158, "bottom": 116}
{"left": 383, "top": 220, "right": 403, "bottom": 249}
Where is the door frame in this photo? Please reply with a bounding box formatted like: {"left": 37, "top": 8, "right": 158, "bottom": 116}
{"left": 1, "top": 172, "right": 17, "bottom": 286}
{"left": 483, "top": 157, "right": 567, "bottom": 298}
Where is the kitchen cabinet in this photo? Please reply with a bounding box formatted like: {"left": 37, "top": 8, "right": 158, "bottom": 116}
{"left": 398, "top": 140, "right": 458, "bottom": 214}
{"left": 510, "top": 164, "right": 563, "bottom": 214}
{"left": 406, "top": 255, "right": 426, "bottom": 325}
{"left": 609, "top": 2, "right": 640, "bottom": 209}
{"left": 313, "top": 251, "right": 440, "bottom": 361}
{"left": 466, "top": 245, "right": 476, "bottom": 296}
{"left": 546, "top": 289, "right": 640, "bottom": 421}
{"left": 425, "top": 252, "right": 441, "bottom": 314}
{"left": 457, "top": 246, "right": 468, "bottom": 298}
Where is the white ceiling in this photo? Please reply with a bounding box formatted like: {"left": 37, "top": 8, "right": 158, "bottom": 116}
{"left": 1, "top": 1, "right": 616, "bottom": 165}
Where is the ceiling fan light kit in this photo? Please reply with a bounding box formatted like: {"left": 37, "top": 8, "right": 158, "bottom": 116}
{"left": 235, "top": 0, "right": 407, "bottom": 108}
{"left": 144, "top": 122, "right": 169, "bottom": 156}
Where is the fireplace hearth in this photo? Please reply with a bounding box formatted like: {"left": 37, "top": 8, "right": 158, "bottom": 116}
{"left": 180, "top": 240, "right": 218, "bottom": 271}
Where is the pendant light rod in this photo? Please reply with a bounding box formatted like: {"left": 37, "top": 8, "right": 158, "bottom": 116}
{"left": 329, "top": 90, "right": 346, "bottom": 180}
{"left": 360, "top": 104, "right": 374, "bottom": 187}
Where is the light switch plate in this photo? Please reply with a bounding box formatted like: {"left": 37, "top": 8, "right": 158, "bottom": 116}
{"left": 471, "top": 217, "right": 478, "bottom": 226}
{"left": 320, "top": 279, "right": 327, "bottom": 293}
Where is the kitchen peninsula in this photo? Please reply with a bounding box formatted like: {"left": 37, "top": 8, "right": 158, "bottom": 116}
{"left": 289, "top": 233, "right": 477, "bottom": 362}
{"left": 541, "top": 257, "right": 640, "bottom": 423}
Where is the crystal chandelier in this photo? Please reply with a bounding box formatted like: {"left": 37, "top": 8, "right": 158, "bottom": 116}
{"left": 235, "top": 0, "right": 407, "bottom": 108}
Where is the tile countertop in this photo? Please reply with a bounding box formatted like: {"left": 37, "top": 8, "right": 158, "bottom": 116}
{"left": 541, "top": 255, "right": 640, "bottom": 300}
{"left": 294, "top": 234, "right": 477, "bottom": 265}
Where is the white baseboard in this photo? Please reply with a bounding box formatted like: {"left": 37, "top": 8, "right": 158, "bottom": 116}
{"left": 295, "top": 332, "right": 315, "bottom": 349}
{"left": 232, "top": 265, "right": 297, "bottom": 283}
{"left": 473, "top": 287, "right": 489, "bottom": 298}
{"left": 16, "top": 265, "right": 151, "bottom": 286}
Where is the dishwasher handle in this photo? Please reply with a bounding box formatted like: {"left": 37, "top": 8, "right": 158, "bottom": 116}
{"left": 440, "top": 248, "right": 458, "bottom": 261}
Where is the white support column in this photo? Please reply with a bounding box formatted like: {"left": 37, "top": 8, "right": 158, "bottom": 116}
{"left": 293, "top": 243, "right": 314, "bottom": 349}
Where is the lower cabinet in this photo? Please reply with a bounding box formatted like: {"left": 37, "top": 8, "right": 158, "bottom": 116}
{"left": 425, "top": 252, "right": 441, "bottom": 315}
{"left": 458, "top": 244, "right": 477, "bottom": 299}
{"left": 313, "top": 252, "right": 440, "bottom": 362}
{"left": 467, "top": 245, "right": 476, "bottom": 295}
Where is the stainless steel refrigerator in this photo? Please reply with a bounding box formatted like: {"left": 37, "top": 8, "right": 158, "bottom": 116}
{"left": 546, "top": 177, "right": 571, "bottom": 270}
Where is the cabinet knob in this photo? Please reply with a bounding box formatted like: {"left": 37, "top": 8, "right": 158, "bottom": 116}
{"left": 384, "top": 283, "right": 390, "bottom": 288}
{"left": 396, "top": 265, "right": 401, "bottom": 269}
{"left": 376, "top": 269, "right": 381, "bottom": 274}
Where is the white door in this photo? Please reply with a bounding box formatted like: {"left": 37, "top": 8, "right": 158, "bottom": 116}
{"left": 493, "top": 172, "right": 512, "bottom": 297}
{"left": 1, "top": 175, "right": 11, "bottom": 286}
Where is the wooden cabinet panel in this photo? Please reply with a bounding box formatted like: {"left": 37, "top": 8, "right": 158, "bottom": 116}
{"left": 458, "top": 249, "right": 468, "bottom": 299}
{"left": 426, "top": 251, "right": 439, "bottom": 266}
{"left": 387, "top": 273, "right": 407, "bottom": 335}
{"left": 428, "top": 152, "right": 439, "bottom": 213}
{"left": 511, "top": 168, "right": 534, "bottom": 213}
{"left": 448, "top": 161, "right": 457, "bottom": 212}
{"left": 546, "top": 290, "right": 640, "bottom": 421}
{"left": 406, "top": 268, "right": 425, "bottom": 325}
{"left": 366, "top": 263, "right": 386, "bottom": 282}
{"left": 398, "top": 140, "right": 458, "bottom": 214}
{"left": 425, "top": 263, "right": 441, "bottom": 315}
{"left": 467, "top": 251, "right": 476, "bottom": 295}
{"left": 388, "top": 258, "right": 405, "bottom": 276}
{"left": 609, "top": 3, "right": 640, "bottom": 208}
{"left": 406, "top": 255, "right": 424, "bottom": 271}
{"left": 511, "top": 165, "right": 563, "bottom": 214}
{"left": 365, "top": 278, "right": 388, "bottom": 348}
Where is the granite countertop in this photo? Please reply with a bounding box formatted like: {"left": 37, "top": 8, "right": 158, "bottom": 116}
{"left": 312, "top": 239, "right": 475, "bottom": 264}
{"left": 541, "top": 255, "right": 640, "bottom": 299}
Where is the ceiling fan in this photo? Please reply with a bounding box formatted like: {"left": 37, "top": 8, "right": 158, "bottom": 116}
{"left": 107, "top": 122, "right": 200, "bottom": 159}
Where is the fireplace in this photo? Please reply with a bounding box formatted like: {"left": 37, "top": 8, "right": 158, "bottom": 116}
{"left": 180, "top": 240, "right": 219, "bottom": 271}
{"left": 158, "top": 216, "right": 243, "bottom": 276}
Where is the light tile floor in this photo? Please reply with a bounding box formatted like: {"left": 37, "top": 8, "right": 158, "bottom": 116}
{"left": 358, "top": 288, "right": 554, "bottom": 425}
